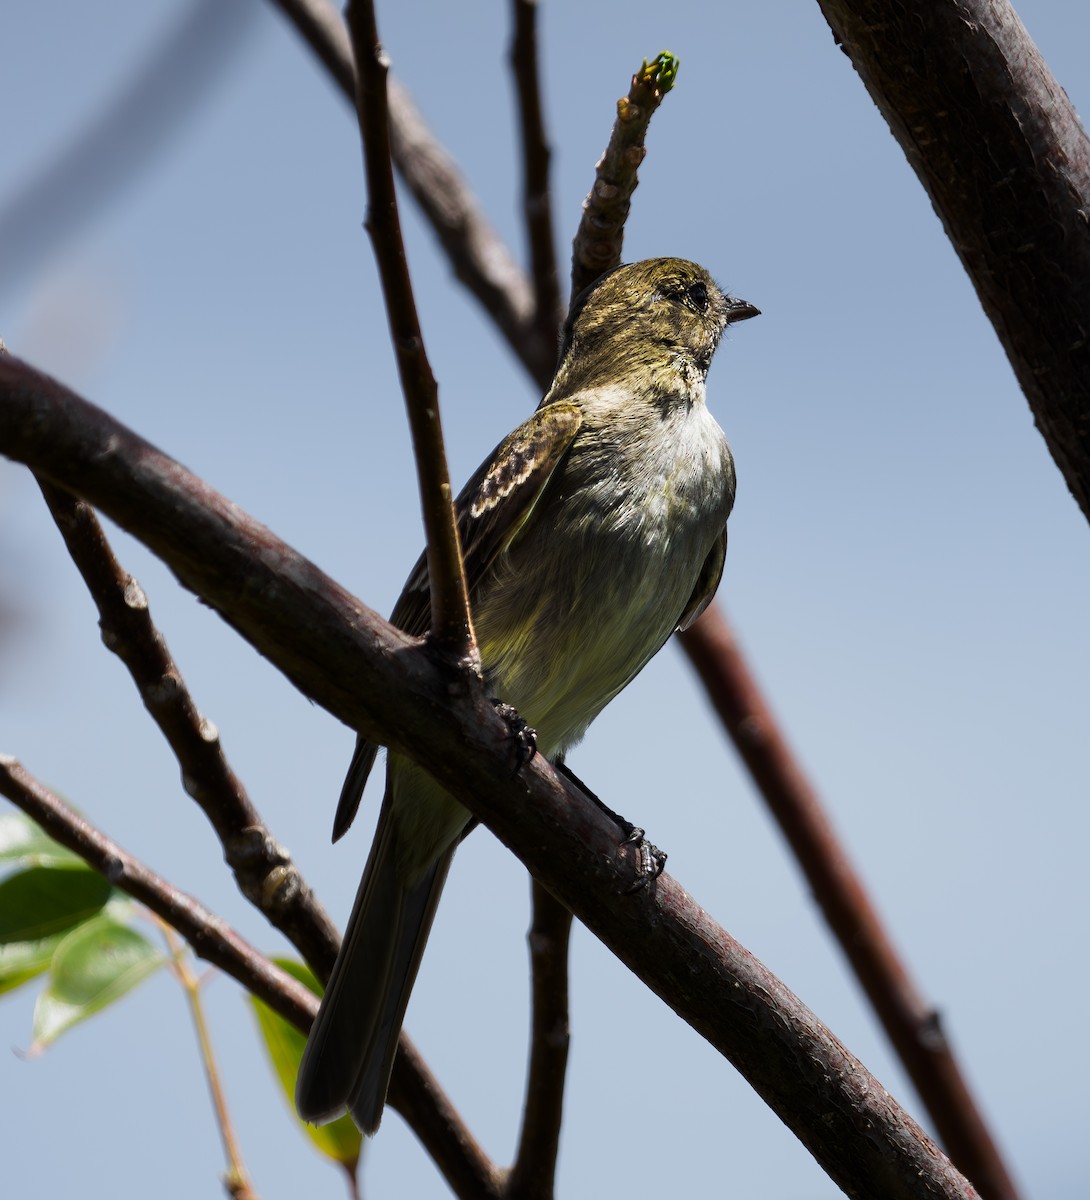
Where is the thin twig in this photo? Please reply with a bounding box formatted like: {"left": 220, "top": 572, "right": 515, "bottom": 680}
{"left": 345, "top": 0, "right": 474, "bottom": 657}
{"left": 267, "top": 0, "right": 551, "bottom": 383}
{"left": 0, "top": 363, "right": 980, "bottom": 1200}
{"left": 681, "top": 606, "right": 1015, "bottom": 1199}
{"left": 509, "top": 0, "right": 564, "bottom": 343}
{"left": 506, "top": 881, "right": 571, "bottom": 1200}
{"left": 0, "top": 755, "right": 316, "bottom": 1033}
{"left": 159, "top": 921, "right": 259, "bottom": 1200}
{"left": 0, "top": 751, "right": 495, "bottom": 1196}
{"left": 35, "top": 479, "right": 341, "bottom": 979}
{"left": 569, "top": 52, "right": 679, "bottom": 302}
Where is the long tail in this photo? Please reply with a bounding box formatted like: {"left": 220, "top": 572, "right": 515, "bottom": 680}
{"left": 295, "top": 793, "right": 454, "bottom": 1134}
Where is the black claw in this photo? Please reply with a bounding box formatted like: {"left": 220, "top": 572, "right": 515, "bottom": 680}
{"left": 624, "top": 837, "right": 667, "bottom": 893}
{"left": 491, "top": 700, "right": 537, "bottom": 771}
{"left": 553, "top": 763, "right": 666, "bottom": 892}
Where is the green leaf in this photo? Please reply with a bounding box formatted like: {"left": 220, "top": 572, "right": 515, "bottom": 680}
{"left": 0, "top": 932, "right": 65, "bottom": 994}
{"left": 249, "top": 958, "right": 362, "bottom": 1169}
{"left": 0, "top": 812, "right": 83, "bottom": 869}
{"left": 31, "top": 914, "right": 165, "bottom": 1049}
{"left": 0, "top": 865, "right": 112, "bottom": 943}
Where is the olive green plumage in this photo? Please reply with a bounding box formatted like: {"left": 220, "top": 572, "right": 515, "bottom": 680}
{"left": 296, "top": 258, "right": 758, "bottom": 1133}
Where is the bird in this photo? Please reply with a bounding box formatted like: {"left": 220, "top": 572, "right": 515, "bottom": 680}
{"left": 295, "top": 257, "right": 758, "bottom": 1133}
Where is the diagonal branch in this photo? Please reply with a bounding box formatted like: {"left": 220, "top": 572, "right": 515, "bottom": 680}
{"left": 0, "top": 751, "right": 501, "bottom": 1200}
{"left": 0, "top": 756, "right": 317, "bottom": 1033}
{"left": 390, "top": 1039, "right": 504, "bottom": 1200}
{"left": 0, "top": 356, "right": 979, "bottom": 1200}
{"left": 345, "top": 0, "right": 473, "bottom": 657}
{"left": 680, "top": 608, "right": 1017, "bottom": 1200}
{"left": 815, "top": 0, "right": 1090, "bottom": 523}
{"left": 35, "top": 478, "right": 342, "bottom": 978}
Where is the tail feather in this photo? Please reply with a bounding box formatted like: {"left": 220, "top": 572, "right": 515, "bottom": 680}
{"left": 331, "top": 736, "right": 379, "bottom": 843}
{"left": 296, "top": 800, "right": 454, "bottom": 1133}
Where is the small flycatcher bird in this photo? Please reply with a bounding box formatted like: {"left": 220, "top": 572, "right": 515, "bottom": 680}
{"left": 295, "top": 257, "right": 758, "bottom": 1133}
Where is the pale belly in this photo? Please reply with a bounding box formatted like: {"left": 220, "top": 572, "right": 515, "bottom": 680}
{"left": 475, "top": 461, "right": 730, "bottom": 756}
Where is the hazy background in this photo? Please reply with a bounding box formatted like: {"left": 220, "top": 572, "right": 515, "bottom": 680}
{"left": 2, "top": 2, "right": 1087, "bottom": 1196}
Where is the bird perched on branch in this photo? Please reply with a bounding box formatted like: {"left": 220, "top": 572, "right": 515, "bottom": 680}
{"left": 296, "top": 257, "right": 759, "bottom": 1133}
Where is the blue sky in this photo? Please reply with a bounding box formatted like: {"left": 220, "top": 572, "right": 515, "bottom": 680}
{"left": 2, "top": 2, "right": 1088, "bottom": 1197}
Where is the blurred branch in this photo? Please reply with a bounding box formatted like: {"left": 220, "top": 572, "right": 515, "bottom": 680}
{"left": 0, "top": 357, "right": 979, "bottom": 1200}
{"left": 267, "top": 0, "right": 554, "bottom": 383}
{"left": 35, "top": 479, "right": 342, "bottom": 978}
{"left": 816, "top": 0, "right": 1090, "bottom": 524}
{"left": 569, "top": 52, "right": 679, "bottom": 301}
{"left": 0, "top": 0, "right": 256, "bottom": 302}
{"left": 0, "top": 755, "right": 316, "bottom": 1033}
{"left": 345, "top": 0, "right": 473, "bottom": 655}
{"left": 507, "top": 881, "right": 571, "bottom": 1200}
{"left": 509, "top": 0, "right": 564, "bottom": 342}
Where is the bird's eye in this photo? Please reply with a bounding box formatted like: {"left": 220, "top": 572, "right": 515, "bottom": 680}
{"left": 686, "top": 281, "right": 708, "bottom": 312}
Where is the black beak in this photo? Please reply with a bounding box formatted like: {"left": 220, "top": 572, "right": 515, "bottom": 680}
{"left": 725, "top": 297, "right": 760, "bottom": 324}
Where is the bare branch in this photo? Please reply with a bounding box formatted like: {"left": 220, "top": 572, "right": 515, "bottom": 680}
{"left": 0, "top": 755, "right": 316, "bottom": 1033}
{"left": 35, "top": 479, "right": 342, "bottom": 979}
{"left": 389, "top": 1039, "right": 505, "bottom": 1200}
{"left": 345, "top": 0, "right": 474, "bottom": 657}
{"left": 569, "top": 52, "right": 679, "bottom": 302}
{"left": 0, "top": 0, "right": 256, "bottom": 302}
{"left": 507, "top": 882, "right": 571, "bottom": 1200}
{"left": 0, "top": 744, "right": 494, "bottom": 1195}
{"left": 816, "top": 0, "right": 1090, "bottom": 524}
{"left": 0, "top": 356, "right": 979, "bottom": 1200}
{"left": 509, "top": 0, "right": 564, "bottom": 343}
{"left": 681, "top": 607, "right": 1017, "bottom": 1199}
{"left": 267, "top": 0, "right": 552, "bottom": 384}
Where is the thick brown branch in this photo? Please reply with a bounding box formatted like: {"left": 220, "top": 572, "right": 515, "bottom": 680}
{"left": 0, "top": 756, "right": 316, "bottom": 1033}
{"left": 506, "top": 882, "right": 572, "bottom": 1200}
{"left": 510, "top": 0, "right": 564, "bottom": 344}
{"left": 35, "top": 479, "right": 341, "bottom": 979}
{"left": 345, "top": 0, "right": 473, "bottom": 656}
{"left": 0, "top": 357, "right": 978, "bottom": 1199}
{"left": 816, "top": 0, "right": 1090, "bottom": 521}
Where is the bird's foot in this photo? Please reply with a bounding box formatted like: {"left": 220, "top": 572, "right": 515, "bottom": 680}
{"left": 619, "top": 825, "right": 667, "bottom": 892}
{"left": 554, "top": 762, "right": 666, "bottom": 891}
{"left": 491, "top": 700, "right": 538, "bottom": 771}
